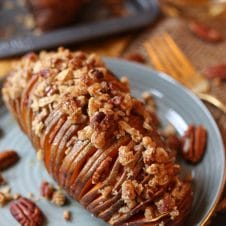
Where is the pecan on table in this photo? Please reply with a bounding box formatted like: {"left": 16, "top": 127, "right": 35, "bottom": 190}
{"left": 10, "top": 197, "right": 44, "bottom": 226}
{"left": 188, "top": 20, "right": 223, "bottom": 43}
{"left": 124, "top": 53, "right": 146, "bottom": 64}
{"left": 181, "top": 125, "right": 207, "bottom": 164}
{"left": 204, "top": 63, "right": 226, "bottom": 81}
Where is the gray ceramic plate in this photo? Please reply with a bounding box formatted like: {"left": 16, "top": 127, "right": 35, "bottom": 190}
{"left": 0, "top": 58, "right": 225, "bottom": 226}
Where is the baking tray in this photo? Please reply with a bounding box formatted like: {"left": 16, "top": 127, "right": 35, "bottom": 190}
{"left": 0, "top": 0, "right": 159, "bottom": 58}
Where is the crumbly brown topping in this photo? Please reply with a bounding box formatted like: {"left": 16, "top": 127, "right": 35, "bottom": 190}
{"left": 98, "top": 186, "right": 113, "bottom": 198}
{"left": 118, "top": 142, "right": 135, "bottom": 166}
{"left": 121, "top": 180, "right": 136, "bottom": 209}
{"left": 144, "top": 206, "right": 156, "bottom": 220}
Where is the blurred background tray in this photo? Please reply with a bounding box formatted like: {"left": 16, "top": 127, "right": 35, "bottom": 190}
{"left": 0, "top": 0, "right": 159, "bottom": 58}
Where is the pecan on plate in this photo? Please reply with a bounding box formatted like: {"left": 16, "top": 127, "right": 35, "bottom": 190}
{"left": 10, "top": 197, "right": 44, "bottom": 226}
{"left": 181, "top": 125, "right": 207, "bottom": 164}
{"left": 0, "top": 150, "right": 19, "bottom": 171}
{"left": 40, "top": 181, "right": 55, "bottom": 200}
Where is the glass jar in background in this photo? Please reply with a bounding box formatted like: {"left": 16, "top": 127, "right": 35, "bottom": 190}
{"left": 159, "top": 0, "right": 226, "bottom": 23}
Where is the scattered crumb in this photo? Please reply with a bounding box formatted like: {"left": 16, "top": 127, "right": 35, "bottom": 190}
{"left": 63, "top": 210, "right": 71, "bottom": 221}
{"left": 0, "top": 192, "right": 8, "bottom": 207}
{"left": 13, "top": 193, "right": 21, "bottom": 200}
{"left": 0, "top": 186, "right": 14, "bottom": 207}
{"left": 0, "top": 185, "right": 22, "bottom": 205}
{"left": 120, "top": 76, "right": 129, "bottom": 84}
{"left": 162, "top": 124, "right": 176, "bottom": 137}
{"left": 36, "top": 149, "right": 43, "bottom": 161}
{"left": 142, "top": 91, "right": 152, "bottom": 101}
{"left": 142, "top": 91, "right": 156, "bottom": 112}
{"left": 52, "top": 190, "right": 66, "bottom": 206}
{"left": 0, "top": 185, "right": 11, "bottom": 195}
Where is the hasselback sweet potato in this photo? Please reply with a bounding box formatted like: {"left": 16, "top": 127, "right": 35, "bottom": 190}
{"left": 2, "top": 48, "right": 193, "bottom": 225}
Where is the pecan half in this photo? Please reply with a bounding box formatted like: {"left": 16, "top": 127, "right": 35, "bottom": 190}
{"left": 181, "top": 125, "right": 207, "bottom": 164}
{"left": 92, "top": 157, "right": 112, "bottom": 184}
{"left": 89, "top": 68, "right": 104, "bottom": 80}
{"left": 10, "top": 197, "right": 44, "bottom": 226}
{"left": 188, "top": 20, "right": 223, "bottom": 43}
{"left": 109, "top": 96, "right": 123, "bottom": 106}
{"left": 204, "top": 64, "right": 226, "bottom": 81}
{"left": 124, "top": 53, "right": 146, "bottom": 64}
{"left": 0, "top": 150, "right": 19, "bottom": 171}
{"left": 90, "top": 111, "right": 106, "bottom": 129}
{"left": 40, "top": 181, "right": 55, "bottom": 200}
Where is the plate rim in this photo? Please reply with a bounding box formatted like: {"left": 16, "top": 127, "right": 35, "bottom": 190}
{"left": 104, "top": 57, "right": 226, "bottom": 225}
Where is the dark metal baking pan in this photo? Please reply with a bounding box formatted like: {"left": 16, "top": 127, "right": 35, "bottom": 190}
{"left": 0, "top": 0, "right": 159, "bottom": 58}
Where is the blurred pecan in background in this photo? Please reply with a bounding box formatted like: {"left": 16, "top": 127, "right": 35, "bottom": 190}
{"left": 188, "top": 20, "right": 223, "bottom": 43}
{"left": 204, "top": 64, "right": 226, "bottom": 81}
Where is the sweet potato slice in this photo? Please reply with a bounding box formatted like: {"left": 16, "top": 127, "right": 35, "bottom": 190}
{"left": 80, "top": 159, "right": 122, "bottom": 207}
{"left": 52, "top": 124, "right": 78, "bottom": 180}
{"left": 20, "top": 75, "right": 39, "bottom": 133}
{"left": 43, "top": 115, "right": 67, "bottom": 172}
{"left": 58, "top": 140, "right": 89, "bottom": 188}
{"left": 49, "top": 119, "right": 72, "bottom": 176}
{"left": 72, "top": 136, "right": 130, "bottom": 200}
